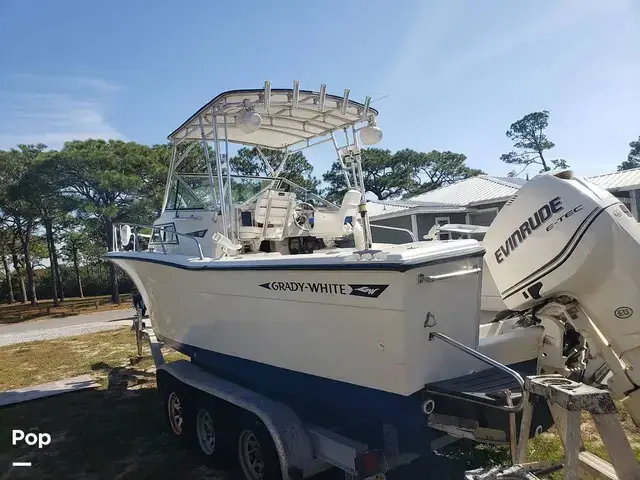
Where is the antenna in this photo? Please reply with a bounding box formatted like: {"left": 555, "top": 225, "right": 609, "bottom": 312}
{"left": 370, "top": 94, "right": 388, "bottom": 104}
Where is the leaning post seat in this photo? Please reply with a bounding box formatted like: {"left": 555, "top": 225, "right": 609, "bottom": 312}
{"left": 241, "top": 190, "right": 297, "bottom": 241}
{"left": 311, "top": 189, "right": 361, "bottom": 238}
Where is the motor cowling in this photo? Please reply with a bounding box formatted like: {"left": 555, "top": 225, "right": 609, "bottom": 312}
{"left": 484, "top": 170, "right": 640, "bottom": 411}
{"left": 485, "top": 171, "right": 622, "bottom": 309}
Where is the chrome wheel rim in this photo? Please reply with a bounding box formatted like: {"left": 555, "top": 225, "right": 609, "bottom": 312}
{"left": 196, "top": 408, "right": 216, "bottom": 455}
{"left": 167, "top": 392, "right": 183, "bottom": 435}
{"left": 238, "top": 429, "right": 265, "bottom": 480}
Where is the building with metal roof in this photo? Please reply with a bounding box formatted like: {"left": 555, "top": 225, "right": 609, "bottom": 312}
{"left": 585, "top": 168, "right": 640, "bottom": 218}
{"left": 368, "top": 170, "right": 640, "bottom": 244}
{"left": 366, "top": 199, "right": 465, "bottom": 221}
{"left": 586, "top": 168, "right": 640, "bottom": 191}
{"left": 406, "top": 175, "right": 524, "bottom": 207}
{"left": 368, "top": 175, "right": 516, "bottom": 243}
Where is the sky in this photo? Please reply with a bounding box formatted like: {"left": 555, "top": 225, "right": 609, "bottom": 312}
{"left": 0, "top": 0, "right": 638, "bottom": 179}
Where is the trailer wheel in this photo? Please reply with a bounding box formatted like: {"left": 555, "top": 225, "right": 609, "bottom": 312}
{"left": 193, "top": 396, "right": 234, "bottom": 467}
{"left": 161, "top": 377, "right": 191, "bottom": 444}
{"left": 236, "top": 417, "right": 282, "bottom": 480}
{"left": 196, "top": 405, "right": 218, "bottom": 456}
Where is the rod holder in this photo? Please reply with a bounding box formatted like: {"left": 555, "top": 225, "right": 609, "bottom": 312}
{"left": 341, "top": 88, "right": 350, "bottom": 115}
{"left": 318, "top": 83, "right": 326, "bottom": 111}
{"left": 264, "top": 80, "right": 271, "bottom": 113}
{"left": 292, "top": 80, "right": 300, "bottom": 109}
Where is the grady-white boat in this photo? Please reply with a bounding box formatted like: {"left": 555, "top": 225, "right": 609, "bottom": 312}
{"left": 106, "top": 82, "right": 593, "bottom": 451}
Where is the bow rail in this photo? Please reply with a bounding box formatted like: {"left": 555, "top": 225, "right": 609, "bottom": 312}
{"left": 112, "top": 222, "right": 205, "bottom": 260}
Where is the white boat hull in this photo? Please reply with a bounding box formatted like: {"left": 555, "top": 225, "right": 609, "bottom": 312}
{"left": 107, "top": 242, "right": 488, "bottom": 396}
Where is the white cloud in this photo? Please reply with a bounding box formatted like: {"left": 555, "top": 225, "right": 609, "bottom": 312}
{"left": 67, "top": 76, "right": 123, "bottom": 92}
{"left": 381, "top": 0, "right": 636, "bottom": 89}
{"left": 436, "top": 0, "right": 635, "bottom": 82}
{"left": 0, "top": 77, "right": 124, "bottom": 150}
{"left": 11, "top": 73, "right": 123, "bottom": 93}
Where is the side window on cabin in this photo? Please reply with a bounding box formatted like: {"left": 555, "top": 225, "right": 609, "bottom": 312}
{"left": 151, "top": 224, "right": 178, "bottom": 244}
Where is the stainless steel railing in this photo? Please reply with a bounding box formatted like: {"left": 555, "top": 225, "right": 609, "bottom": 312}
{"left": 417, "top": 267, "right": 481, "bottom": 284}
{"left": 427, "top": 331, "right": 528, "bottom": 413}
{"left": 112, "top": 222, "right": 205, "bottom": 260}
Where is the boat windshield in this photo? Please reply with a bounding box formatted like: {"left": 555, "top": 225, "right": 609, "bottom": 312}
{"left": 164, "top": 174, "right": 332, "bottom": 211}
{"left": 166, "top": 176, "right": 213, "bottom": 210}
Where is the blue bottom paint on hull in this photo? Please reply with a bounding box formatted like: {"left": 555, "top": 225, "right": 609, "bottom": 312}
{"left": 159, "top": 335, "right": 553, "bottom": 454}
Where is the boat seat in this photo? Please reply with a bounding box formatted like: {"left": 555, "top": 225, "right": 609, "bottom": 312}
{"left": 312, "top": 190, "right": 361, "bottom": 238}
{"left": 252, "top": 190, "right": 296, "bottom": 240}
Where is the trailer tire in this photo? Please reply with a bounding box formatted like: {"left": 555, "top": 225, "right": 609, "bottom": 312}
{"left": 193, "top": 395, "right": 234, "bottom": 467}
{"left": 161, "top": 375, "right": 192, "bottom": 445}
{"left": 236, "top": 416, "right": 282, "bottom": 480}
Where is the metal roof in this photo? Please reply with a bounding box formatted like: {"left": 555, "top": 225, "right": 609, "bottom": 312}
{"left": 586, "top": 168, "right": 640, "bottom": 191}
{"left": 366, "top": 199, "right": 413, "bottom": 218}
{"left": 367, "top": 199, "right": 466, "bottom": 220}
{"left": 492, "top": 176, "right": 527, "bottom": 186}
{"left": 406, "top": 176, "right": 522, "bottom": 207}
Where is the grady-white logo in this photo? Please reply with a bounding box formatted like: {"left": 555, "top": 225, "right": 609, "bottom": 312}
{"left": 352, "top": 286, "right": 380, "bottom": 296}
{"left": 348, "top": 284, "right": 389, "bottom": 298}
{"left": 259, "top": 282, "right": 388, "bottom": 298}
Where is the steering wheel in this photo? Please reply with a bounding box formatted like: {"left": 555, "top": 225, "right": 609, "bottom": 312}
{"left": 293, "top": 201, "right": 316, "bottom": 230}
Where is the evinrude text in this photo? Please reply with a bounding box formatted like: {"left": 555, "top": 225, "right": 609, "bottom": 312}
{"left": 494, "top": 196, "right": 563, "bottom": 264}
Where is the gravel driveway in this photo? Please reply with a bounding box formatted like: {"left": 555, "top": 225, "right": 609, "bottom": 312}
{"left": 0, "top": 310, "right": 136, "bottom": 346}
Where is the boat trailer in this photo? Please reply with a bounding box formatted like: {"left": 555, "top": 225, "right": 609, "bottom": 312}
{"left": 131, "top": 309, "right": 639, "bottom": 480}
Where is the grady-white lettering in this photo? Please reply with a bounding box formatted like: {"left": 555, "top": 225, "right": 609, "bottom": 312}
{"left": 495, "top": 196, "right": 563, "bottom": 264}
{"left": 259, "top": 282, "right": 389, "bottom": 298}
{"left": 260, "top": 282, "right": 347, "bottom": 295}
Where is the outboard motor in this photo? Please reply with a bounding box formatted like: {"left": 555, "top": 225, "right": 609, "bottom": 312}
{"left": 484, "top": 170, "right": 640, "bottom": 425}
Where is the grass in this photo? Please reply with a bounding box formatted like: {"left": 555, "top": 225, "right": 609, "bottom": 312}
{"left": 0, "top": 328, "right": 224, "bottom": 479}
{"left": 0, "top": 295, "right": 132, "bottom": 325}
{"left": 0, "top": 328, "right": 185, "bottom": 391}
{"left": 0, "top": 329, "right": 638, "bottom": 479}
{"left": 439, "top": 404, "right": 640, "bottom": 479}
{"left": 524, "top": 401, "right": 640, "bottom": 478}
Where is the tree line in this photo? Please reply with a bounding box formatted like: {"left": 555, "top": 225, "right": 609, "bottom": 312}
{"left": 1, "top": 110, "right": 638, "bottom": 305}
